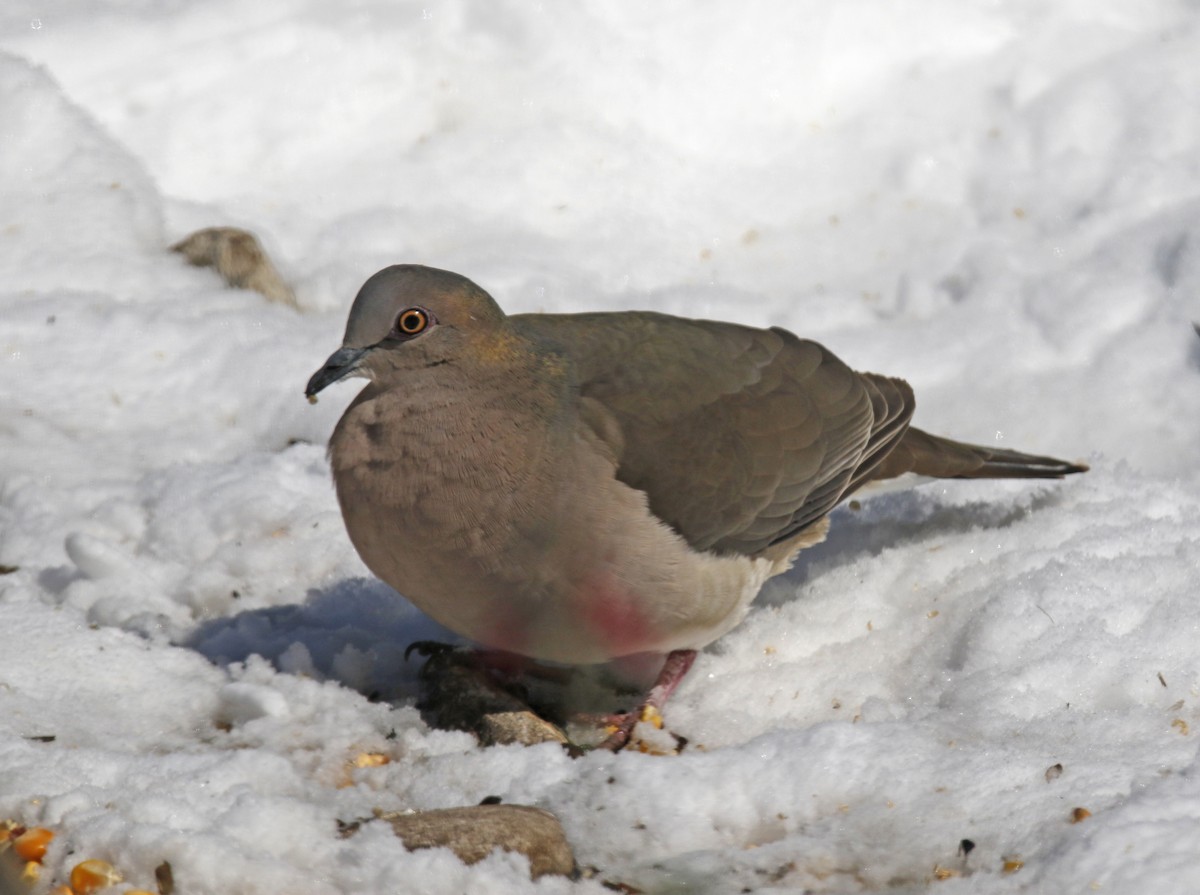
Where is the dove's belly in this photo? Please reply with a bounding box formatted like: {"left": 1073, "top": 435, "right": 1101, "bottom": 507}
{"left": 449, "top": 537, "right": 776, "bottom": 664}
{"left": 329, "top": 388, "right": 781, "bottom": 664}
{"left": 338, "top": 458, "right": 777, "bottom": 663}
{"left": 357, "top": 518, "right": 774, "bottom": 665}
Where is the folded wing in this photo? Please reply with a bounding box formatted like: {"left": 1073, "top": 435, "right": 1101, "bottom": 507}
{"left": 516, "top": 312, "right": 915, "bottom": 557}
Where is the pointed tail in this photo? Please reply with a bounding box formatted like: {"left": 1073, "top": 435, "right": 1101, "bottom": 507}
{"left": 870, "top": 427, "right": 1089, "bottom": 482}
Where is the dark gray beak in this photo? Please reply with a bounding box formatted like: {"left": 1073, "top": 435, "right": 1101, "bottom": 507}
{"left": 306, "top": 346, "right": 370, "bottom": 399}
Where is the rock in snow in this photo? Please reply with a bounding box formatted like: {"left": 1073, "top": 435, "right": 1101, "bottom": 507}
{"left": 0, "top": 3, "right": 1198, "bottom": 893}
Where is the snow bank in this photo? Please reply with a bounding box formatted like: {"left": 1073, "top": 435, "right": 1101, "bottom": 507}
{"left": 1, "top": 3, "right": 1198, "bottom": 893}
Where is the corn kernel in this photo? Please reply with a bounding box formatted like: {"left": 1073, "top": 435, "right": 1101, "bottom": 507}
{"left": 13, "top": 827, "right": 54, "bottom": 862}
{"left": 20, "top": 861, "right": 41, "bottom": 882}
{"left": 352, "top": 752, "right": 390, "bottom": 769}
{"left": 70, "top": 859, "right": 124, "bottom": 894}
{"left": 638, "top": 705, "right": 664, "bottom": 729}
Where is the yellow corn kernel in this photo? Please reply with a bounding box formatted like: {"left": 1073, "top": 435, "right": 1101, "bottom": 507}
{"left": 13, "top": 827, "right": 54, "bottom": 862}
{"left": 638, "top": 705, "right": 664, "bottom": 729}
{"left": 70, "top": 859, "right": 124, "bottom": 894}
{"left": 352, "top": 752, "right": 390, "bottom": 769}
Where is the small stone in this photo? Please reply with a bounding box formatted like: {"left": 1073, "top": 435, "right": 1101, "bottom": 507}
{"left": 478, "top": 711, "right": 569, "bottom": 747}
{"left": 171, "top": 227, "right": 297, "bottom": 308}
{"left": 378, "top": 805, "right": 575, "bottom": 878}
{"left": 411, "top": 643, "right": 570, "bottom": 747}
{"left": 155, "top": 861, "right": 174, "bottom": 895}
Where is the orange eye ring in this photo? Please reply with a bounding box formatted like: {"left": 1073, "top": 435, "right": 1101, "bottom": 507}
{"left": 393, "top": 307, "right": 431, "bottom": 337}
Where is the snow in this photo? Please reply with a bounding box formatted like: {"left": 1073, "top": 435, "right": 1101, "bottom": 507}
{"left": 1, "top": 2, "right": 1198, "bottom": 892}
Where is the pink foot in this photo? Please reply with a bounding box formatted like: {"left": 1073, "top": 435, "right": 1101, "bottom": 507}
{"left": 597, "top": 649, "right": 697, "bottom": 752}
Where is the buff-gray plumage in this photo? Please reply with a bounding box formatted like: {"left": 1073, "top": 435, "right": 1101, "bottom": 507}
{"left": 307, "top": 264, "right": 1086, "bottom": 667}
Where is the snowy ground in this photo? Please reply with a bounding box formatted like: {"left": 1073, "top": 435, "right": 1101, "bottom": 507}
{"left": 1, "top": 2, "right": 1199, "bottom": 893}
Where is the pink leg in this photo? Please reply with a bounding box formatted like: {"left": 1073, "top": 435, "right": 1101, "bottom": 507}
{"left": 597, "top": 649, "right": 697, "bottom": 752}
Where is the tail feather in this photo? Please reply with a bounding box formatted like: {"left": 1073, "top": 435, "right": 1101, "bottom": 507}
{"left": 871, "top": 427, "right": 1089, "bottom": 482}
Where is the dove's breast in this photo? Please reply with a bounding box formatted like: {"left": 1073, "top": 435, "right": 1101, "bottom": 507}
{"left": 328, "top": 372, "right": 778, "bottom": 664}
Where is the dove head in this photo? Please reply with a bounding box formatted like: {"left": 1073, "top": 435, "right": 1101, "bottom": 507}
{"left": 306, "top": 265, "right": 511, "bottom": 398}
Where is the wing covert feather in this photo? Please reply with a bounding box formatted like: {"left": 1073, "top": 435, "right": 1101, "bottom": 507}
{"left": 514, "top": 312, "right": 915, "bottom": 556}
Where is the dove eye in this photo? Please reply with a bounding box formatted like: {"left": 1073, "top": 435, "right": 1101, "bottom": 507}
{"left": 390, "top": 307, "right": 434, "bottom": 340}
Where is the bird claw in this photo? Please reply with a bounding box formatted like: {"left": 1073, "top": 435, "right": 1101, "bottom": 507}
{"left": 406, "top": 643, "right": 692, "bottom": 754}
{"left": 591, "top": 650, "right": 697, "bottom": 752}
{"left": 404, "top": 639, "right": 459, "bottom": 662}
{"left": 594, "top": 704, "right": 685, "bottom": 753}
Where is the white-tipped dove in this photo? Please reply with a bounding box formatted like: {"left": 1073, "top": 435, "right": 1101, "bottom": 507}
{"left": 307, "top": 265, "right": 1086, "bottom": 748}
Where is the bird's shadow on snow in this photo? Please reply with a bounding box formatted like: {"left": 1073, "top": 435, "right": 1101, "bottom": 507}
{"left": 759, "top": 484, "right": 1069, "bottom": 604}
{"left": 184, "top": 485, "right": 1070, "bottom": 697}
{"left": 186, "top": 577, "right": 459, "bottom": 702}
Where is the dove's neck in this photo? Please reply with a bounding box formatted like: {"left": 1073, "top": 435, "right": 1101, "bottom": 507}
{"left": 330, "top": 338, "right": 575, "bottom": 508}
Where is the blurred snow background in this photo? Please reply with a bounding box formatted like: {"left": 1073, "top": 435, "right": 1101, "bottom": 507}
{"left": 1, "top": 2, "right": 1198, "bottom": 893}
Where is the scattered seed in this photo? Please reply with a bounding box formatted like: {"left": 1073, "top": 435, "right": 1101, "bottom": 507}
{"left": 70, "top": 859, "right": 123, "bottom": 895}
{"left": 13, "top": 827, "right": 53, "bottom": 862}
{"left": 155, "top": 860, "right": 174, "bottom": 895}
